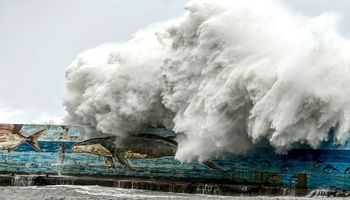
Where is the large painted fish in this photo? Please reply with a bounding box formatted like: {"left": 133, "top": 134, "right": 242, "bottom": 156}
{"left": 0, "top": 124, "right": 45, "bottom": 151}
{"left": 72, "top": 133, "right": 221, "bottom": 171}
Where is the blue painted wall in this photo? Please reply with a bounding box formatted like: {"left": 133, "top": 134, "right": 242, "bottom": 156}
{"left": 2, "top": 124, "right": 350, "bottom": 190}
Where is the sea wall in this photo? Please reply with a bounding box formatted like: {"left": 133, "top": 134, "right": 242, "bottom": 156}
{"left": 0, "top": 124, "right": 349, "bottom": 195}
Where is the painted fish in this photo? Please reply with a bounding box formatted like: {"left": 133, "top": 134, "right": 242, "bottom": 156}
{"left": 0, "top": 124, "right": 45, "bottom": 151}
{"left": 289, "top": 175, "right": 297, "bottom": 184}
{"left": 72, "top": 133, "right": 222, "bottom": 171}
{"left": 260, "top": 160, "right": 272, "bottom": 169}
{"left": 313, "top": 160, "right": 325, "bottom": 169}
{"left": 323, "top": 164, "right": 337, "bottom": 174}
{"left": 344, "top": 167, "right": 350, "bottom": 174}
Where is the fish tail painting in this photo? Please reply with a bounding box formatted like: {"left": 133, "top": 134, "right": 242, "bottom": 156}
{"left": 202, "top": 161, "right": 222, "bottom": 171}
{"left": 0, "top": 124, "right": 46, "bottom": 152}
{"left": 26, "top": 129, "right": 46, "bottom": 151}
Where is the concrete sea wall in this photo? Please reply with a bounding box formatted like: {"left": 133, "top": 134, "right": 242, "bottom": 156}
{"left": 0, "top": 124, "right": 349, "bottom": 196}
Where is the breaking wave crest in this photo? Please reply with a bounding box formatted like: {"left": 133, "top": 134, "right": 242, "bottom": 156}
{"left": 64, "top": 0, "right": 350, "bottom": 162}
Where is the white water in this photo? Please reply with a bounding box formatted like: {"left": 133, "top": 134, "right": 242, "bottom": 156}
{"left": 64, "top": 0, "right": 350, "bottom": 162}
{"left": 0, "top": 185, "right": 341, "bottom": 200}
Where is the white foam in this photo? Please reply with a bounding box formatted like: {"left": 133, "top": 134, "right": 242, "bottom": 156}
{"left": 64, "top": 0, "right": 350, "bottom": 162}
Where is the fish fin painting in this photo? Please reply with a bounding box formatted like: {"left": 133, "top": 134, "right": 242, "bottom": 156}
{"left": 202, "top": 161, "right": 223, "bottom": 171}
{"left": 12, "top": 124, "right": 23, "bottom": 135}
{"left": 104, "top": 157, "right": 115, "bottom": 168}
{"left": 115, "top": 152, "right": 135, "bottom": 171}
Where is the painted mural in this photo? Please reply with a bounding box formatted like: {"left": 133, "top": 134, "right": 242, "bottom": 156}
{"left": 1, "top": 123, "right": 350, "bottom": 190}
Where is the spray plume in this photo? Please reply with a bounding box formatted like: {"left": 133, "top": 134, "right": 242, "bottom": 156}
{"left": 64, "top": 0, "right": 350, "bottom": 162}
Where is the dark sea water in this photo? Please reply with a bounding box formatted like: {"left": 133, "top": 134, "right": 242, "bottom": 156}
{"left": 0, "top": 185, "right": 341, "bottom": 200}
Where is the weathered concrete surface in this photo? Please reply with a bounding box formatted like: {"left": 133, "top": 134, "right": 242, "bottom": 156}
{"left": 4, "top": 173, "right": 350, "bottom": 197}
{"left": 0, "top": 173, "right": 306, "bottom": 196}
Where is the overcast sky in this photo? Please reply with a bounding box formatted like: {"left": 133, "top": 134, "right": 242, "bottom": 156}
{"left": 0, "top": 0, "right": 349, "bottom": 124}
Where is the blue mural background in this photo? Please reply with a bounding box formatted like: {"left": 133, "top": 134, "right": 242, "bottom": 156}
{"left": 2, "top": 124, "right": 350, "bottom": 190}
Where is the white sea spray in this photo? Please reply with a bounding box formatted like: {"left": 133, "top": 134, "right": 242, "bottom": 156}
{"left": 64, "top": 0, "right": 350, "bottom": 162}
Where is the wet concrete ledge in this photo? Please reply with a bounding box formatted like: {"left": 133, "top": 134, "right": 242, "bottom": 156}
{"left": 2, "top": 172, "right": 350, "bottom": 197}
{"left": 0, "top": 173, "right": 316, "bottom": 197}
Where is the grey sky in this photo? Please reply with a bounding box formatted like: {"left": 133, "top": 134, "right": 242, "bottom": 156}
{"left": 0, "top": 0, "right": 349, "bottom": 123}
{"left": 282, "top": 0, "right": 350, "bottom": 35}
{"left": 0, "top": 0, "right": 187, "bottom": 123}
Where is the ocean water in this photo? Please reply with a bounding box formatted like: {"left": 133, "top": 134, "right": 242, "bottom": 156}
{"left": 0, "top": 185, "right": 342, "bottom": 200}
